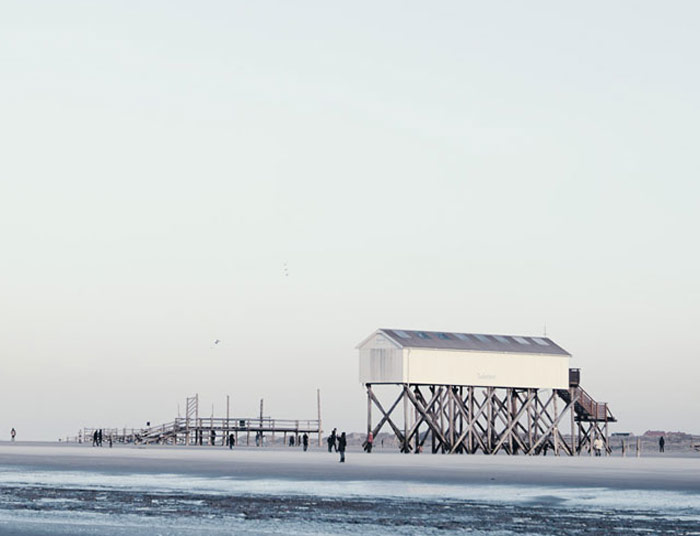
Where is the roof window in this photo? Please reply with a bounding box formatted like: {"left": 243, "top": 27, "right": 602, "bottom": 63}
{"left": 474, "top": 334, "right": 491, "bottom": 343}
{"left": 532, "top": 337, "right": 550, "bottom": 346}
{"left": 393, "top": 330, "right": 411, "bottom": 339}
{"left": 513, "top": 336, "right": 531, "bottom": 345}
{"left": 494, "top": 335, "right": 510, "bottom": 344}
{"left": 437, "top": 333, "right": 451, "bottom": 340}
{"left": 454, "top": 333, "right": 470, "bottom": 341}
{"left": 416, "top": 332, "right": 431, "bottom": 339}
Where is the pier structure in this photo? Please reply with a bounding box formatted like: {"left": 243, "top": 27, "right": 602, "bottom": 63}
{"left": 359, "top": 329, "right": 615, "bottom": 456}
{"left": 83, "top": 391, "right": 322, "bottom": 447}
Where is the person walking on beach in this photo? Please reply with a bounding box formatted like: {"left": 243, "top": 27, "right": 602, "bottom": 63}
{"left": 364, "top": 431, "right": 374, "bottom": 453}
{"left": 593, "top": 437, "right": 604, "bottom": 457}
{"left": 10, "top": 428, "right": 16, "bottom": 442}
{"left": 98, "top": 429, "right": 103, "bottom": 447}
{"left": 92, "top": 430, "right": 98, "bottom": 447}
{"left": 302, "top": 433, "right": 309, "bottom": 451}
{"left": 330, "top": 428, "right": 338, "bottom": 452}
{"left": 659, "top": 436, "right": 665, "bottom": 453}
{"left": 228, "top": 433, "right": 235, "bottom": 449}
{"left": 338, "top": 432, "right": 347, "bottom": 463}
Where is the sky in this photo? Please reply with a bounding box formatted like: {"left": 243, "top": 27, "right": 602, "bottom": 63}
{"left": 1, "top": 1, "right": 699, "bottom": 440}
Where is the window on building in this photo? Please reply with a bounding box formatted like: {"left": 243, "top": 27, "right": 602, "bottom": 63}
{"left": 393, "top": 330, "right": 411, "bottom": 339}
{"left": 532, "top": 337, "right": 550, "bottom": 346}
{"left": 494, "top": 335, "right": 510, "bottom": 344}
{"left": 513, "top": 336, "right": 531, "bottom": 345}
{"left": 474, "top": 334, "right": 491, "bottom": 343}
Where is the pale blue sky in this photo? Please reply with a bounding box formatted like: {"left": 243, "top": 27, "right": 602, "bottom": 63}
{"left": 1, "top": 1, "right": 699, "bottom": 439}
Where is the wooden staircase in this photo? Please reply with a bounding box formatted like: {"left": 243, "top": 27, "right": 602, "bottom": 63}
{"left": 556, "top": 385, "right": 616, "bottom": 422}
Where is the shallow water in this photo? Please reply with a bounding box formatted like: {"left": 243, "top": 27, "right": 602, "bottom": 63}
{"left": 0, "top": 468, "right": 699, "bottom": 535}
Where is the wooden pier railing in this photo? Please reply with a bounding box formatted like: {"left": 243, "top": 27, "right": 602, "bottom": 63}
{"left": 81, "top": 416, "right": 321, "bottom": 447}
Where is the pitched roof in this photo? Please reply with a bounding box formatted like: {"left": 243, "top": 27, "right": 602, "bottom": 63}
{"left": 377, "top": 329, "right": 571, "bottom": 356}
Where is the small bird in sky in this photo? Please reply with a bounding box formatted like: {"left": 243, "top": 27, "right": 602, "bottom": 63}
{"left": 214, "top": 339, "right": 221, "bottom": 345}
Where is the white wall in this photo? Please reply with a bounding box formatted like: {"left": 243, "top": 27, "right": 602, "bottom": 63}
{"left": 405, "top": 348, "right": 570, "bottom": 389}
{"left": 358, "top": 332, "right": 405, "bottom": 384}
{"left": 359, "top": 332, "right": 570, "bottom": 388}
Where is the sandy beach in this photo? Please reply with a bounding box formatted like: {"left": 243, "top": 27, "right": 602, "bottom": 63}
{"left": 2, "top": 441, "right": 700, "bottom": 535}
{"left": 1, "top": 441, "right": 699, "bottom": 493}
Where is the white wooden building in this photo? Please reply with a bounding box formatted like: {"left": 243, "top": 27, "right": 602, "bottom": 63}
{"left": 358, "top": 329, "right": 571, "bottom": 390}
{"left": 357, "top": 328, "right": 615, "bottom": 456}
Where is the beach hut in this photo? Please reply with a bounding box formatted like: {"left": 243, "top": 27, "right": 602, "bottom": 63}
{"left": 358, "top": 329, "right": 615, "bottom": 456}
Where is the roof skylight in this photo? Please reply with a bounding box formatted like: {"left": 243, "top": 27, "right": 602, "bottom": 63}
{"left": 393, "top": 330, "right": 411, "bottom": 339}
{"left": 474, "top": 334, "right": 491, "bottom": 343}
{"left": 494, "top": 335, "right": 510, "bottom": 344}
{"left": 532, "top": 337, "right": 550, "bottom": 346}
{"left": 513, "top": 336, "right": 531, "bottom": 345}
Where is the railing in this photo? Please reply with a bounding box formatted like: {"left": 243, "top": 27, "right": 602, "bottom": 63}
{"left": 176, "top": 416, "right": 320, "bottom": 432}
{"left": 573, "top": 387, "right": 613, "bottom": 421}
{"left": 82, "top": 416, "right": 321, "bottom": 445}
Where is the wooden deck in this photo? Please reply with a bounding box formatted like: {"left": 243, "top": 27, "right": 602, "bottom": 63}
{"left": 83, "top": 416, "right": 321, "bottom": 446}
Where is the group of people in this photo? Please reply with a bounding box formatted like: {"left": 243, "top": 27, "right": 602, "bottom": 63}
{"left": 288, "top": 433, "right": 310, "bottom": 451}
{"left": 327, "top": 428, "right": 348, "bottom": 462}
{"left": 92, "top": 429, "right": 112, "bottom": 447}
{"left": 326, "top": 429, "right": 379, "bottom": 462}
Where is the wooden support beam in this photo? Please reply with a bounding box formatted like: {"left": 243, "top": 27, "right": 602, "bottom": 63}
{"left": 553, "top": 391, "right": 560, "bottom": 455}
{"left": 526, "top": 396, "right": 575, "bottom": 455}
{"left": 404, "top": 387, "right": 444, "bottom": 447}
{"left": 368, "top": 386, "right": 406, "bottom": 445}
{"left": 404, "top": 387, "right": 449, "bottom": 447}
{"left": 492, "top": 389, "right": 534, "bottom": 454}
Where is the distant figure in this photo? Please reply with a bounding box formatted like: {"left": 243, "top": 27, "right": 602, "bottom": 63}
{"left": 229, "top": 433, "right": 235, "bottom": 449}
{"left": 659, "top": 436, "right": 665, "bottom": 453}
{"left": 109, "top": 436, "right": 113, "bottom": 448}
{"left": 364, "top": 431, "right": 374, "bottom": 453}
{"left": 98, "top": 429, "right": 103, "bottom": 447}
{"left": 330, "top": 428, "right": 338, "bottom": 452}
{"left": 593, "top": 437, "right": 604, "bottom": 457}
{"left": 338, "top": 432, "right": 347, "bottom": 463}
{"left": 93, "top": 430, "right": 98, "bottom": 447}
{"left": 289, "top": 436, "right": 295, "bottom": 447}
{"left": 10, "top": 428, "right": 16, "bottom": 442}
{"left": 302, "top": 433, "right": 309, "bottom": 452}
{"left": 542, "top": 443, "right": 549, "bottom": 456}
{"left": 210, "top": 429, "right": 216, "bottom": 446}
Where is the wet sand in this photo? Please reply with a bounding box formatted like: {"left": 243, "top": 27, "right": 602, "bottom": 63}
{"left": 1, "top": 441, "right": 699, "bottom": 492}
